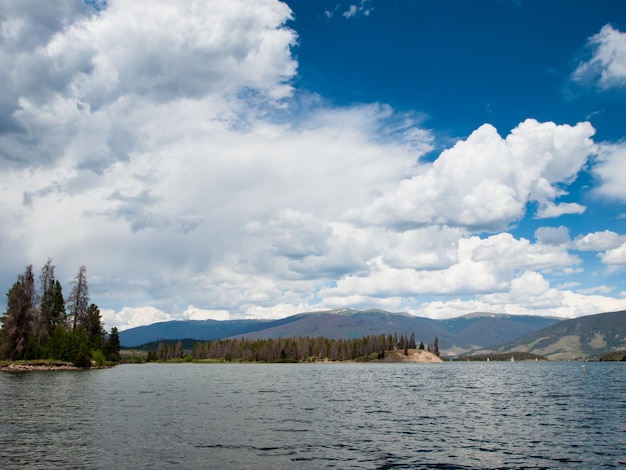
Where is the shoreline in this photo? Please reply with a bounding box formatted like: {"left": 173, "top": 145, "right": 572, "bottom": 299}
{"left": 155, "top": 348, "right": 444, "bottom": 364}
{"left": 0, "top": 361, "right": 99, "bottom": 372}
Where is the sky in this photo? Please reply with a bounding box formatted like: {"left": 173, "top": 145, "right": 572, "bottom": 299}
{"left": 1, "top": 0, "right": 626, "bottom": 332}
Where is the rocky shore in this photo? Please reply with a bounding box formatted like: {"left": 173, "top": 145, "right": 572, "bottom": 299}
{"left": 0, "top": 361, "right": 84, "bottom": 372}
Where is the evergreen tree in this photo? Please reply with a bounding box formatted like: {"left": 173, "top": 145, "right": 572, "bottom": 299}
{"left": 85, "top": 303, "right": 105, "bottom": 350}
{"left": 433, "top": 336, "right": 440, "bottom": 357}
{"left": 37, "top": 259, "right": 57, "bottom": 342}
{"left": 104, "top": 327, "right": 121, "bottom": 362}
{"left": 67, "top": 266, "right": 89, "bottom": 331}
{"left": 47, "top": 325, "right": 69, "bottom": 361}
{"left": 22, "top": 265, "right": 38, "bottom": 310}
{"left": 47, "top": 326, "right": 90, "bottom": 367}
{"left": 1, "top": 266, "right": 37, "bottom": 360}
{"left": 49, "top": 280, "right": 67, "bottom": 331}
{"left": 66, "top": 328, "right": 92, "bottom": 368}
{"left": 39, "top": 259, "right": 55, "bottom": 294}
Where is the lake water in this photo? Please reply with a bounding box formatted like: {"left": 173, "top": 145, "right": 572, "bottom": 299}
{"left": 0, "top": 361, "right": 624, "bottom": 469}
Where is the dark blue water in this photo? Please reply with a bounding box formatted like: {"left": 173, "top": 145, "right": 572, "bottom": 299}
{"left": 0, "top": 362, "right": 624, "bottom": 469}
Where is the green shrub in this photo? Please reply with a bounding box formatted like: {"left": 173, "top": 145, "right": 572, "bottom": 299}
{"left": 73, "top": 348, "right": 92, "bottom": 368}
{"left": 92, "top": 349, "right": 106, "bottom": 367}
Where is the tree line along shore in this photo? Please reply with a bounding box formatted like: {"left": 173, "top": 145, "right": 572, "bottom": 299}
{"left": 141, "top": 333, "right": 441, "bottom": 363}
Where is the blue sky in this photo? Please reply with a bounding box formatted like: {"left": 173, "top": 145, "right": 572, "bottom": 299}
{"left": 292, "top": 1, "right": 621, "bottom": 135}
{"left": 1, "top": 0, "right": 625, "bottom": 330}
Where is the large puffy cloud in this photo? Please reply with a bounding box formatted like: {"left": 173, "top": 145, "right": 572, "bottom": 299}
{"left": 0, "top": 1, "right": 91, "bottom": 128}
{"left": 0, "top": 0, "right": 301, "bottom": 311}
{"left": 0, "top": 95, "right": 433, "bottom": 320}
{"left": 73, "top": 0, "right": 297, "bottom": 106}
{"left": 573, "top": 24, "right": 626, "bottom": 89}
{"left": 353, "top": 119, "right": 595, "bottom": 230}
{"left": 0, "top": 0, "right": 297, "bottom": 168}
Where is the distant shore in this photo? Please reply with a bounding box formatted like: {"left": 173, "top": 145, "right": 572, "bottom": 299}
{"left": 0, "top": 349, "right": 443, "bottom": 370}
{"left": 118, "top": 347, "right": 445, "bottom": 365}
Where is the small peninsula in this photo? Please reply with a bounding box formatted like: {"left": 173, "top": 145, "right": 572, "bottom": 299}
{"left": 369, "top": 349, "right": 443, "bottom": 363}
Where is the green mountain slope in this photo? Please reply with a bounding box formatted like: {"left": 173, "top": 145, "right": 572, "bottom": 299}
{"left": 493, "top": 310, "right": 626, "bottom": 360}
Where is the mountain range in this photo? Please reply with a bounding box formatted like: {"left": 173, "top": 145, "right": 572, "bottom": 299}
{"left": 118, "top": 308, "right": 626, "bottom": 359}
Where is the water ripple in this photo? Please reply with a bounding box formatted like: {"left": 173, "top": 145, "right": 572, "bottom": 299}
{"left": 0, "top": 362, "right": 624, "bottom": 469}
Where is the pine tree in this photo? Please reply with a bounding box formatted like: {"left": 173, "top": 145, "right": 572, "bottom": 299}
{"left": 104, "top": 327, "right": 121, "bottom": 362}
{"left": 1, "top": 266, "right": 37, "bottom": 360}
{"left": 67, "top": 266, "right": 89, "bottom": 331}
{"left": 85, "top": 303, "right": 105, "bottom": 350}
{"left": 49, "top": 280, "right": 67, "bottom": 331}
{"left": 66, "top": 328, "right": 92, "bottom": 368}
{"left": 37, "top": 259, "right": 56, "bottom": 342}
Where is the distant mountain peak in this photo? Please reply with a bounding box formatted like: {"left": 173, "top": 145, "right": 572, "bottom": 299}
{"left": 328, "top": 308, "right": 358, "bottom": 315}
{"left": 459, "top": 311, "right": 506, "bottom": 319}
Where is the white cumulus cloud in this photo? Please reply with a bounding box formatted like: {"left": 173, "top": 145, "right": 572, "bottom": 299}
{"left": 573, "top": 24, "right": 626, "bottom": 89}
{"left": 412, "top": 271, "right": 626, "bottom": 320}
{"left": 354, "top": 119, "right": 595, "bottom": 230}
{"left": 573, "top": 230, "right": 625, "bottom": 251}
{"left": 535, "top": 226, "right": 570, "bottom": 246}
{"left": 535, "top": 202, "right": 586, "bottom": 219}
{"left": 600, "top": 243, "right": 626, "bottom": 266}
{"left": 593, "top": 143, "right": 626, "bottom": 201}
